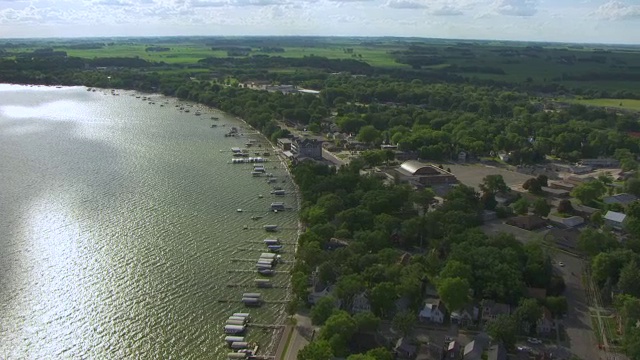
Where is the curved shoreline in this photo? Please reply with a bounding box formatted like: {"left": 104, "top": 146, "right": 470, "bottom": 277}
{"left": 1, "top": 83, "right": 303, "bottom": 359}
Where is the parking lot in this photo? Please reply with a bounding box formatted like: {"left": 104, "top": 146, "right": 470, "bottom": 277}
{"left": 446, "top": 163, "right": 532, "bottom": 190}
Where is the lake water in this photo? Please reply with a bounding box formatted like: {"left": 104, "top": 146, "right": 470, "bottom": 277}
{"left": 0, "top": 84, "right": 298, "bottom": 359}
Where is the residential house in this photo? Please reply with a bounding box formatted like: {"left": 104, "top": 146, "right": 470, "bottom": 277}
{"left": 458, "top": 151, "right": 467, "bottom": 162}
{"left": 308, "top": 284, "right": 337, "bottom": 305}
{"left": 603, "top": 193, "right": 639, "bottom": 206}
{"left": 481, "top": 300, "right": 511, "bottom": 322}
{"left": 506, "top": 215, "right": 547, "bottom": 231}
{"left": 487, "top": 343, "right": 508, "bottom": 360}
{"left": 416, "top": 342, "right": 444, "bottom": 360}
{"left": 547, "top": 214, "right": 584, "bottom": 228}
{"left": 482, "top": 210, "right": 498, "bottom": 222}
{"left": 580, "top": 158, "right": 619, "bottom": 168}
{"left": 537, "top": 307, "right": 555, "bottom": 335}
{"left": 604, "top": 211, "right": 627, "bottom": 230}
{"left": 451, "top": 304, "right": 479, "bottom": 327}
{"left": 394, "top": 337, "right": 417, "bottom": 359}
{"left": 526, "top": 288, "right": 547, "bottom": 301}
{"left": 351, "top": 292, "right": 372, "bottom": 314}
{"left": 541, "top": 186, "right": 570, "bottom": 198}
{"left": 419, "top": 298, "right": 447, "bottom": 324}
{"left": 544, "top": 228, "right": 582, "bottom": 253}
{"left": 495, "top": 191, "right": 519, "bottom": 206}
{"left": 548, "top": 181, "right": 575, "bottom": 191}
{"left": 324, "top": 237, "right": 349, "bottom": 251}
{"left": 463, "top": 340, "right": 484, "bottom": 360}
{"left": 573, "top": 204, "right": 599, "bottom": 220}
{"left": 443, "top": 341, "right": 461, "bottom": 359}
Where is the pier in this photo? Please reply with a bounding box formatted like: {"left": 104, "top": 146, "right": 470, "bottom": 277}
{"left": 227, "top": 269, "right": 290, "bottom": 274}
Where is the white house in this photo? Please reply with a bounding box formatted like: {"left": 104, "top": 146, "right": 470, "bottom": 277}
{"left": 351, "top": 292, "right": 371, "bottom": 314}
{"left": 537, "top": 307, "right": 555, "bottom": 335}
{"left": 419, "top": 298, "right": 447, "bottom": 324}
{"left": 604, "top": 211, "right": 627, "bottom": 230}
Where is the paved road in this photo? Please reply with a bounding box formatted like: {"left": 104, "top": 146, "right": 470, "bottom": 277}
{"left": 281, "top": 314, "right": 313, "bottom": 360}
{"left": 553, "top": 251, "right": 603, "bottom": 360}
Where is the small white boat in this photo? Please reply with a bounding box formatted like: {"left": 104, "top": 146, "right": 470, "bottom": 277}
{"left": 237, "top": 209, "right": 243, "bottom": 212}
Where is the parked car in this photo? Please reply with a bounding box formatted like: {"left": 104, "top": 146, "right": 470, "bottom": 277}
{"left": 527, "top": 337, "right": 542, "bottom": 344}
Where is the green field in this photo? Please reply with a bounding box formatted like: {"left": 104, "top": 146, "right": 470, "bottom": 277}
{"left": 562, "top": 98, "right": 640, "bottom": 111}
{"left": 3, "top": 37, "right": 640, "bottom": 95}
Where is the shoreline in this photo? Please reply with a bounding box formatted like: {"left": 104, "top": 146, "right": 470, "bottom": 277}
{"left": 2, "top": 83, "right": 303, "bottom": 359}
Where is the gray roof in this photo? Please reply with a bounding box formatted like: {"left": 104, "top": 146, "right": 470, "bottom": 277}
{"left": 604, "top": 211, "right": 627, "bottom": 223}
{"left": 603, "top": 193, "right": 638, "bottom": 205}
{"left": 487, "top": 343, "right": 508, "bottom": 360}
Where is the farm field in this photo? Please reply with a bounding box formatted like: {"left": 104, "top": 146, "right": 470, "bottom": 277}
{"left": 562, "top": 98, "right": 640, "bottom": 111}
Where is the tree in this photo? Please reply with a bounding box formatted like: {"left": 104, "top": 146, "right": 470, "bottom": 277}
{"left": 353, "top": 311, "right": 381, "bottom": 332}
{"left": 392, "top": 310, "right": 416, "bottom": 337}
{"left": 364, "top": 348, "right": 394, "bottom": 360}
{"left": 298, "top": 340, "right": 334, "bottom": 360}
{"left": 625, "top": 178, "right": 640, "bottom": 197}
{"left": 336, "top": 274, "right": 364, "bottom": 310}
{"left": 437, "top": 277, "right": 470, "bottom": 312}
{"left": 411, "top": 188, "right": 436, "bottom": 213}
{"left": 557, "top": 199, "right": 574, "bottom": 214}
{"left": 577, "top": 228, "right": 619, "bottom": 257}
{"left": 480, "top": 174, "right": 509, "bottom": 195}
{"left": 487, "top": 315, "right": 518, "bottom": 349}
{"left": 439, "top": 260, "right": 473, "bottom": 283}
{"left": 618, "top": 260, "right": 640, "bottom": 298}
{"left": 523, "top": 178, "right": 542, "bottom": 194}
{"left": 591, "top": 210, "right": 604, "bottom": 227}
{"left": 320, "top": 311, "right": 358, "bottom": 350}
{"left": 369, "top": 282, "right": 397, "bottom": 317}
{"left": 571, "top": 180, "right": 606, "bottom": 205}
{"left": 311, "top": 296, "right": 337, "bottom": 325}
{"left": 514, "top": 298, "right": 543, "bottom": 334}
{"left": 357, "top": 125, "right": 381, "bottom": 145}
{"left": 512, "top": 198, "right": 529, "bottom": 215}
{"left": 536, "top": 174, "right": 548, "bottom": 187}
{"left": 545, "top": 296, "right": 568, "bottom": 317}
{"left": 533, "top": 198, "right": 551, "bottom": 217}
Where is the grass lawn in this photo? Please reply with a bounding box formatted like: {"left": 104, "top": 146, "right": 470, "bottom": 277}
{"left": 561, "top": 98, "right": 640, "bottom": 111}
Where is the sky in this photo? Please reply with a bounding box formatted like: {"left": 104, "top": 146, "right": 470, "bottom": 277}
{"left": 0, "top": 0, "right": 638, "bottom": 44}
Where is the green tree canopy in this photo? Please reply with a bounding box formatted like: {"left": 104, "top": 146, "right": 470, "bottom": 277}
{"left": 298, "top": 340, "right": 334, "bottom": 360}
{"left": 571, "top": 180, "right": 606, "bottom": 205}
{"left": 437, "top": 277, "right": 471, "bottom": 312}
{"left": 311, "top": 296, "right": 338, "bottom": 325}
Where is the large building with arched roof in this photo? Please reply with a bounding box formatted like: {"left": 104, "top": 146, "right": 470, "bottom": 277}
{"left": 396, "top": 160, "right": 457, "bottom": 186}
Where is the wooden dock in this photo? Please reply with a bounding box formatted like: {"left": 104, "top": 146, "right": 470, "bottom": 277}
{"left": 227, "top": 269, "right": 290, "bottom": 274}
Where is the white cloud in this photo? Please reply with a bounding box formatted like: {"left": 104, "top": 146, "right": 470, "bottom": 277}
{"left": 592, "top": 0, "right": 640, "bottom": 20}
{"left": 386, "top": 0, "right": 427, "bottom": 9}
{"left": 494, "top": 0, "right": 538, "bottom": 16}
{"left": 431, "top": 4, "right": 464, "bottom": 15}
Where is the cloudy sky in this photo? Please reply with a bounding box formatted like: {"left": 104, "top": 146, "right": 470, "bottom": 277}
{"left": 0, "top": 0, "right": 638, "bottom": 43}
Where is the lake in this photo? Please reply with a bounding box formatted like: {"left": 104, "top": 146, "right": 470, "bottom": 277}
{"left": 0, "top": 84, "right": 298, "bottom": 359}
